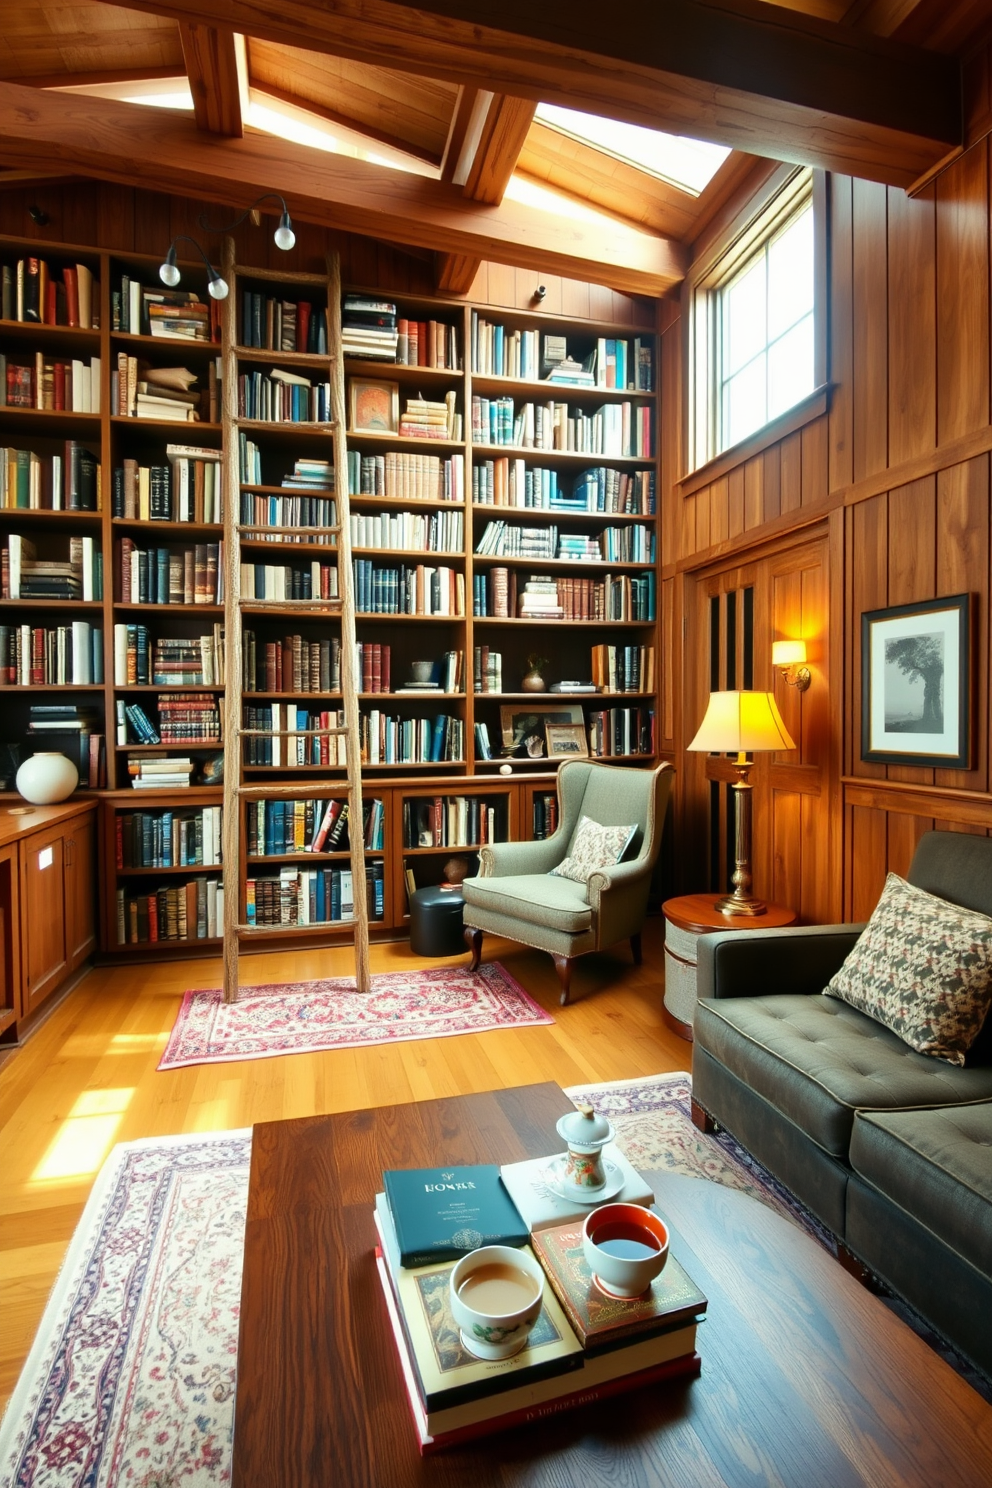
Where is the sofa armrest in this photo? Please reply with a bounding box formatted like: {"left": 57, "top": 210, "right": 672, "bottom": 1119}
{"left": 696, "top": 923, "right": 866, "bottom": 1001}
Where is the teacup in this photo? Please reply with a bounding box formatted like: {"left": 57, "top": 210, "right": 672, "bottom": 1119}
{"left": 449, "top": 1245, "right": 544, "bottom": 1360}
{"left": 582, "top": 1203, "right": 670, "bottom": 1299}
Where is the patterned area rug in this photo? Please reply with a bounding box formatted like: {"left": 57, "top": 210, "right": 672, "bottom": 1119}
{"left": 158, "top": 962, "right": 553, "bottom": 1070}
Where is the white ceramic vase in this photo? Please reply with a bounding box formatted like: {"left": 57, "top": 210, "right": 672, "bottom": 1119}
{"left": 15, "top": 752, "right": 79, "bottom": 805}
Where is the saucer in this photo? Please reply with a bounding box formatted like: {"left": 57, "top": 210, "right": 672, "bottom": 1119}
{"left": 541, "top": 1154, "right": 625, "bottom": 1205}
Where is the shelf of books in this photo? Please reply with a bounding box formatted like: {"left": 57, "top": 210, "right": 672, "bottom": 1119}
{"left": 2, "top": 231, "right": 661, "bottom": 955}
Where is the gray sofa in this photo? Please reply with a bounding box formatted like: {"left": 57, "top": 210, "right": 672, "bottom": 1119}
{"left": 692, "top": 830, "right": 992, "bottom": 1379}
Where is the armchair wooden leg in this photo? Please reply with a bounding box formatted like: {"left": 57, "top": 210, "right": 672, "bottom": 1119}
{"left": 465, "top": 926, "right": 483, "bottom": 972}
{"left": 690, "top": 1098, "right": 716, "bottom": 1133}
{"left": 630, "top": 932, "right": 642, "bottom": 965}
{"left": 553, "top": 956, "right": 574, "bottom": 1006}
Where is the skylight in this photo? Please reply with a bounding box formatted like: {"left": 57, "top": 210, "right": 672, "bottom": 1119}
{"left": 535, "top": 104, "right": 730, "bottom": 196}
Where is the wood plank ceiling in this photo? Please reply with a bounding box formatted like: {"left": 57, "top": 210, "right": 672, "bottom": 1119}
{"left": 0, "top": 0, "right": 989, "bottom": 293}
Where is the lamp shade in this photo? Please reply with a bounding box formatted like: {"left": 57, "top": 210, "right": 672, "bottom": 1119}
{"left": 688, "top": 690, "right": 796, "bottom": 754}
{"left": 772, "top": 640, "right": 807, "bottom": 668}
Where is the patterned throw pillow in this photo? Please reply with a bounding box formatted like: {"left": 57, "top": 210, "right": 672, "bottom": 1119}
{"left": 824, "top": 872, "right": 992, "bottom": 1065}
{"left": 550, "top": 815, "right": 636, "bottom": 885}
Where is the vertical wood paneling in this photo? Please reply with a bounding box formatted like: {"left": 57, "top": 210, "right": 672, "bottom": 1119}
{"left": 743, "top": 456, "right": 763, "bottom": 530}
{"left": 851, "top": 805, "right": 888, "bottom": 919}
{"left": 935, "top": 456, "right": 990, "bottom": 794}
{"left": 695, "top": 485, "right": 711, "bottom": 552}
{"left": 886, "top": 476, "right": 937, "bottom": 787}
{"left": 560, "top": 278, "right": 591, "bottom": 320}
{"left": 801, "top": 416, "right": 827, "bottom": 508}
{"left": 852, "top": 179, "right": 888, "bottom": 481}
{"left": 762, "top": 444, "right": 781, "bottom": 522}
{"left": 660, "top": 319, "right": 682, "bottom": 566}
{"left": 851, "top": 495, "right": 888, "bottom": 779}
{"left": 770, "top": 790, "right": 801, "bottom": 910}
{"left": 728, "top": 467, "right": 745, "bottom": 540}
{"left": 828, "top": 174, "right": 854, "bottom": 493}
{"left": 936, "top": 140, "right": 990, "bottom": 446}
{"left": 886, "top": 812, "right": 931, "bottom": 880}
{"left": 661, "top": 578, "right": 676, "bottom": 747}
{"left": 710, "top": 476, "right": 729, "bottom": 547}
{"left": 588, "top": 283, "right": 614, "bottom": 322}
{"left": 887, "top": 184, "right": 936, "bottom": 465}
{"left": 485, "top": 262, "right": 516, "bottom": 308}
{"left": 780, "top": 429, "right": 802, "bottom": 514}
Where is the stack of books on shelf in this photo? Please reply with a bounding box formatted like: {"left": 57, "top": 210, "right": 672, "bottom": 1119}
{"left": 245, "top": 862, "right": 385, "bottom": 927}
{"left": 242, "top": 703, "right": 347, "bottom": 767}
{"left": 237, "top": 366, "right": 331, "bottom": 423}
{"left": 116, "top": 877, "right": 223, "bottom": 944}
{"left": 0, "top": 619, "right": 103, "bottom": 686}
{"left": 240, "top": 292, "right": 325, "bottom": 353}
{"left": 402, "top": 795, "right": 503, "bottom": 849}
{"left": 0, "top": 353, "right": 101, "bottom": 413}
{"left": 352, "top": 560, "right": 464, "bottom": 617}
{"left": 112, "top": 447, "right": 222, "bottom": 523}
{"left": 347, "top": 449, "right": 464, "bottom": 503}
{"left": 278, "top": 456, "right": 335, "bottom": 491}
{"left": 1, "top": 442, "right": 100, "bottom": 511}
{"left": 245, "top": 797, "right": 384, "bottom": 855}
{"left": 157, "top": 693, "right": 222, "bottom": 744}
{"left": 591, "top": 643, "right": 655, "bottom": 694}
{"left": 472, "top": 646, "right": 502, "bottom": 693}
{"left": 476, "top": 521, "right": 557, "bottom": 560}
{"left": 349, "top": 507, "right": 463, "bottom": 553}
{"left": 126, "top": 755, "right": 196, "bottom": 790}
{"left": 341, "top": 295, "right": 398, "bottom": 359}
{"left": 114, "top": 279, "right": 218, "bottom": 341}
{"left": 518, "top": 576, "right": 564, "bottom": 620}
{"left": 396, "top": 317, "right": 460, "bottom": 369}
{"left": 397, "top": 392, "right": 460, "bottom": 441}
{"left": 113, "top": 359, "right": 209, "bottom": 422}
{"left": 2, "top": 257, "right": 98, "bottom": 327}
{"left": 240, "top": 490, "right": 337, "bottom": 544}
{"left": 360, "top": 711, "right": 463, "bottom": 766}
{"left": 2, "top": 534, "right": 101, "bottom": 600}
{"left": 239, "top": 560, "right": 339, "bottom": 603}
{"left": 117, "top": 539, "right": 222, "bottom": 605}
{"left": 243, "top": 631, "right": 342, "bottom": 694}
{"left": 151, "top": 631, "right": 225, "bottom": 687}
{"left": 26, "top": 704, "right": 105, "bottom": 786}
{"left": 556, "top": 532, "right": 601, "bottom": 562}
{"left": 374, "top": 1155, "right": 703, "bottom": 1453}
{"left": 116, "top": 805, "right": 223, "bottom": 869}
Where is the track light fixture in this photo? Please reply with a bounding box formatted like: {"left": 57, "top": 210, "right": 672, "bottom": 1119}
{"left": 158, "top": 235, "right": 229, "bottom": 299}
{"left": 197, "top": 194, "right": 296, "bottom": 251}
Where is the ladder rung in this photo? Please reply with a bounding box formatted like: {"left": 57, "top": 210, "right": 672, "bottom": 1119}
{"left": 233, "top": 419, "right": 339, "bottom": 432}
{"left": 234, "top": 919, "right": 357, "bottom": 936}
{"left": 237, "top": 525, "right": 340, "bottom": 536}
{"left": 236, "top": 599, "right": 342, "bottom": 610}
{"left": 237, "top": 727, "right": 349, "bottom": 737}
{"left": 236, "top": 784, "right": 351, "bottom": 799}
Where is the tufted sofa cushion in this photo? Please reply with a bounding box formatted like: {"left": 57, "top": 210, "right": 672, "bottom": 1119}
{"left": 694, "top": 993, "right": 992, "bottom": 1159}
{"left": 850, "top": 1103, "right": 992, "bottom": 1278}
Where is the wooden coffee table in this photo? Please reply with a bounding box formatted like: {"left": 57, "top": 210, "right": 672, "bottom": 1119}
{"left": 232, "top": 1083, "right": 992, "bottom": 1487}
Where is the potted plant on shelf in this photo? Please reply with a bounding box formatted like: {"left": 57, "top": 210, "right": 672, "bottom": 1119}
{"left": 521, "top": 654, "right": 549, "bottom": 693}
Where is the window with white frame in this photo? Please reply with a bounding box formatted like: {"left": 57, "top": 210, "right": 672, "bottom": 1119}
{"left": 690, "top": 170, "right": 819, "bottom": 470}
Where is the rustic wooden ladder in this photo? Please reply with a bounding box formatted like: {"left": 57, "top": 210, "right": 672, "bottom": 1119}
{"left": 220, "top": 242, "right": 371, "bottom": 1002}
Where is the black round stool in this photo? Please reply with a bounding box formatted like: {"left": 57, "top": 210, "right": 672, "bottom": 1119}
{"left": 409, "top": 885, "right": 466, "bottom": 956}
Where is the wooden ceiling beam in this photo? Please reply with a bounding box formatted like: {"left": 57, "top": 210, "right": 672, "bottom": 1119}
{"left": 437, "top": 91, "right": 536, "bottom": 293}
{"left": 0, "top": 83, "right": 685, "bottom": 296}
{"left": 179, "top": 23, "right": 246, "bottom": 137}
{"left": 93, "top": 0, "right": 961, "bottom": 187}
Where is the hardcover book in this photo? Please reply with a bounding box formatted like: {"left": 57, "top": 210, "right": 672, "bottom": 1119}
{"left": 530, "top": 1219, "right": 708, "bottom": 1352}
{"left": 383, "top": 1163, "right": 529, "bottom": 1266}
{"left": 499, "top": 1145, "right": 654, "bottom": 1233}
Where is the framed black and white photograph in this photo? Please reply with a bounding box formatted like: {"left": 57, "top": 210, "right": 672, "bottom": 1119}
{"left": 861, "top": 593, "right": 970, "bottom": 767}
{"left": 545, "top": 722, "right": 589, "bottom": 758}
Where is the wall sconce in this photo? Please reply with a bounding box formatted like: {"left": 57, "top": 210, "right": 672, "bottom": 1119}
{"left": 159, "top": 235, "right": 229, "bottom": 299}
{"left": 772, "top": 640, "right": 811, "bottom": 692}
{"left": 198, "top": 194, "right": 296, "bottom": 251}
{"left": 532, "top": 285, "right": 547, "bottom": 304}
{"left": 28, "top": 205, "right": 50, "bottom": 227}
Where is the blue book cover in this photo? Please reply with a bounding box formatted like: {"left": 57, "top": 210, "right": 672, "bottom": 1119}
{"left": 383, "top": 1164, "right": 529, "bottom": 1268}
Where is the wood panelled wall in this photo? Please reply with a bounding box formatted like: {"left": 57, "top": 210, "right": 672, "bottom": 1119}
{"left": 661, "top": 138, "right": 992, "bottom": 922}
{"left": 0, "top": 180, "right": 654, "bottom": 324}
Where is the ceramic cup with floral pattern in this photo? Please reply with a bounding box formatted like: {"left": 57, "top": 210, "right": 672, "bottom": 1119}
{"left": 449, "top": 1245, "right": 544, "bottom": 1360}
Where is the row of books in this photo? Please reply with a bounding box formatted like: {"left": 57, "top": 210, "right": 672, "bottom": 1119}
{"left": 471, "top": 396, "right": 653, "bottom": 458}
{"left": 242, "top": 630, "right": 343, "bottom": 694}
{"left": 588, "top": 706, "right": 656, "bottom": 757}
{"left": 1, "top": 353, "right": 101, "bottom": 413}
{"left": 1, "top": 442, "right": 100, "bottom": 512}
{"left": 591, "top": 643, "right": 656, "bottom": 694}
{"left": 470, "top": 314, "right": 654, "bottom": 391}
{"left": 361, "top": 711, "right": 463, "bottom": 766}
{"left": 475, "top": 520, "right": 653, "bottom": 563}
{"left": 352, "top": 561, "right": 465, "bottom": 617}
{"left": 116, "top": 806, "right": 223, "bottom": 869}
{"left": 532, "top": 790, "right": 559, "bottom": 839}
{"left": 472, "top": 568, "right": 656, "bottom": 621}
{"left": 349, "top": 507, "right": 463, "bottom": 554}
{"left": 237, "top": 367, "right": 331, "bottom": 423}
{"left": 239, "top": 491, "right": 337, "bottom": 544}
{"left": 0, "top": 621, "right": 104, "bottom": 686}
{"left": 240, "top": 292, "right": 326, "bottom": 353}
{"left": 116, "top": 877, "right": 223, "bottom": 944}
{"left": 113, "top": 626, "right": 225, "bottom": 686}
{"left": 2, "top": 258, "right": 98, "bottom": 328}
{"left": 113, "top": 357, "right": 218, "bottom": 423}
{"left": 24, "top": 705, "right": 106, "bottom": 787}
{"left": 347, "top": 450, "right": 464, "bottom": 503}
{"left": 116, "top": 694, "right": 221, "bottom": 746}
{"left": 112, "top": 448, "right": 223, "bottom": 524}
{"left": 2, "top": 535, "right": 102, "bottom": 601}
{"left": 113, "top": 280, "right": 219, "bottom": 341}
{"left": 239, "top": 561, "right": 339, "bottom": 602}
{"left": 117, "top": 540, "right": 222, "bottom": 606}
{"left": 473, "top": 460, "right": 655, "bottom": 515}
{"left": 395, "top": 317, "right": 460, "bottom": 370}
{"left": 472, "top": 645, "right": 503, "bottom": 694}
{"left": 245, "top": 862, "right": 384, "bottom": 926}
{"left": 402, "top": 795, "right": 505, "bottom": 850}
{"left": 245, "top": 797, "right": 384, "bottom": 856}
{"left": 242, "top": 704, "right": 347, "bottom": 767}
{"left": 395, "top": 392, "right": 461, "bottom": 442}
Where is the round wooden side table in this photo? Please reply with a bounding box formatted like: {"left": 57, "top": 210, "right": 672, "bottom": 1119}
{"left": 662, "top": 893, "right": 797, "bottom": 1041}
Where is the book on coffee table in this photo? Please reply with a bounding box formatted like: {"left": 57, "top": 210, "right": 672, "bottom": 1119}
{"left": 383, "top": 1163, "right": 528, "bottom": 1266}
{"left": 530, "top": 1219, "right": 708, "bottom": 1352}
{"left": 374, "top": 1249, "right": 701, "bottom": 1452}
{"left": 499, "top": 1144, "right": 654, "bottom": 1232}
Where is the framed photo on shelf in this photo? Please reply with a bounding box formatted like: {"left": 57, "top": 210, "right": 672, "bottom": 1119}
{"left": 861, "top": 593, "right": 971, "bottom": 767}
{"left": 500, "top": 704, "right": 584, "bottom": 759}
{"left": 545, "top": 722, "right": 589, "bottom": 758}
{"left": 349, "top": 378, "right": 399, "bottom": 434}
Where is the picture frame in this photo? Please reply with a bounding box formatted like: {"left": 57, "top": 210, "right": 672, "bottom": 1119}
{"left": 349, "top": 378, "right": 399, "bottom": 434}
{"left": 499, "top": 704, "right": 584, "bottom": 759}
{"left": 861, "top": 593, "right": 971, "bottom": 767}
{"left": 545, "top": 722, "right": 589, "bottom": 758}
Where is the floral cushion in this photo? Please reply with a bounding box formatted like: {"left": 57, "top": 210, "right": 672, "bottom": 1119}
{"left": 824, "top": 872, "right": 992, "bottom": 1066}
{"left": 550, "top": 815, "right": 636, "bottom": 885}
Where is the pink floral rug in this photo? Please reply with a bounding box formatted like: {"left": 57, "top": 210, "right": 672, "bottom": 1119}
{"left": 158, "top": 962, "right": 553, "bottom": 1070}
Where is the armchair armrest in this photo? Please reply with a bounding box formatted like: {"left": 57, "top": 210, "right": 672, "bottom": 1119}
{"left": 478, "top": 835, "right": 564, "bottom": 877}
{"left": 586, "top": 856, "right": 651, "bottom": 908}
{"left": 696, "top": 923, "right": 866, "bottom": 1001}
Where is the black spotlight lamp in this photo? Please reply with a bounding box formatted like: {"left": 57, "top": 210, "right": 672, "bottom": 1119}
{"left": 198, "top": 194, "right": 295, "bottom": 251}
{"left": 158, "top": 235, "right": 229, "bottom": 299}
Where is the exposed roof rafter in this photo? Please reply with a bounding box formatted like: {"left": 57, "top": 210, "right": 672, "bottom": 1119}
{"left": 179, "top": 24, "right": 246, "bottom": 137}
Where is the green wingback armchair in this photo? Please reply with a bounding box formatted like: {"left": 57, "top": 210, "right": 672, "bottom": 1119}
{"left": 462, "top": 759, "right": 674, "bottom": 1005}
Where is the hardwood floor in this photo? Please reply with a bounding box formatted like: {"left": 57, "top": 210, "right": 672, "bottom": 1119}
{"left": 0, "top": 918, "right": 686, "bottom": 1410}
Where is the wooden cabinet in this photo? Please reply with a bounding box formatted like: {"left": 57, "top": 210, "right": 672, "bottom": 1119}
{"left": 65, "top": 810, "right": 96, "bottom": 970}
{"left": 20, "top": 822, "right": 68, "bottom": 1017}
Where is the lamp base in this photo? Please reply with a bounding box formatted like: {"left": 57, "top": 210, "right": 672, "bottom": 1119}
{"left": 714, "top": 893, "right": 767, "bottom": 917}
